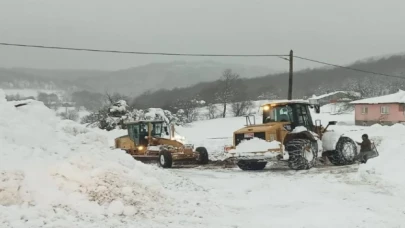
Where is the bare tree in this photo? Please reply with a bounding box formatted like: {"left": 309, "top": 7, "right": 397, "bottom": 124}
{"left": 173, "top": 98, "right": 201, "bottom": 123}
{"left": 231, "top": 100, "right": 254, "bottom": 117}
{"left": 105, "top": 91, "right": 131, "bottom": 106}
{"left": 342, "top": 76, "right": 390, "bottom": 98}
{"left": 58, "top": 109, "right": 79, "bottom": 121}
{"left": 215, "top": 69, "right": 240, "bottom": 118}
{"left": 206, "top": 103, "right": 219, "bottom": 119}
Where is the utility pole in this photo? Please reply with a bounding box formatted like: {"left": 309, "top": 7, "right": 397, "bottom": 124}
{"left": 288, "top": 50, "right": 293, "bottom": 100}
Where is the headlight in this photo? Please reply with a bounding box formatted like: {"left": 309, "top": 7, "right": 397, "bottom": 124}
{"left": 137, "top": 146, "right": 144, "bottom": 150}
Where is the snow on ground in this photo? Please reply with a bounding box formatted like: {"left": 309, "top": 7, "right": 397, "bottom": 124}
{"left": 176, "top": 116, "right": 246, "bottom": 160}
{"left": 0, "top": 90, "right": 224, "bottom": 228}
{"left": 55, "top": 106, "right": 90, "bottom": 120}
{"left": 173, "top": 101, "right": 405, "bottom": 227}
{"left": 3, "top": 90, "right": 405, "bottom": 227}
{"left": 171, "top": 107, "right": 405, "bottom": 227}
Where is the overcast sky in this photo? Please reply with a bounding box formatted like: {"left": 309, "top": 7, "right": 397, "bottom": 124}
{"left": 0, "top": 0, "right": 404, "bottom": 71}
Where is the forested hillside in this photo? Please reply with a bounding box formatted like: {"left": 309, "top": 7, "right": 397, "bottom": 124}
{"left": 132, "top": 54, "right": 405, "bottom": 109}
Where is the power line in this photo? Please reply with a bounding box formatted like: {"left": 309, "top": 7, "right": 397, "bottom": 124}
{"left": 294, "top": 55, "right": 405, "bottom": 79}
{"left": 1, "top": 41, "right": 403, "bottom": 79}
{"left": 0, "top": 42, "right": 288, "bottom": 57}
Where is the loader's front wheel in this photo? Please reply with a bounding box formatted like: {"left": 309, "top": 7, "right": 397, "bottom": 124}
{"left": 326, "top": 136, "right": 358, "bottom": 166}
{"left": 285, "top": 138, "right": 318, "bottom": 170}
{"left": 196, "top": 147, "right": 209, "bottom": 165}
{"left": 237, "top": 159, "right": 267, "bottom": 171}
{"left": 158, "top": 150, "right": 173, "bottom": 168}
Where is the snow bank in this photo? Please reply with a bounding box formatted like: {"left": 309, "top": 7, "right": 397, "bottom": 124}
{"left": 357, "top": 139, "right": 405, "bottom": 188}
{"left": 354, "top": 124, "right": 405, "bottom": 190}
{"left": 0, "top": 90, "right": 216, "bottom": 227}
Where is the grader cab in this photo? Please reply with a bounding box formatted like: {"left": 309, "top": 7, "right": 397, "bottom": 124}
{"left": 225, "top": 99, "right": 361, "bottom": 170}
{"left": 115, "top": 120, "right": 209, "bottom": 168}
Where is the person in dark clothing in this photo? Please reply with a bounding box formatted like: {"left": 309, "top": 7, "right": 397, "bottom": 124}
{"left": 356, "top": 134, "right": 373, "bottom": 163}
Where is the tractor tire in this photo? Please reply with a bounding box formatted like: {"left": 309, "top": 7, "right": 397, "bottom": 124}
{"left": 326, "top": 136, "right": 358, "bottom": 166}
{"left": 158, "top": 150, "right": 173, "bottom": 168}
{"left": 195, "top": 147, "right": 209, "bottom": 165}
{"left": 236, "top": 159, "right": 267, "bottom": 171}
{"left": 285, "top": 138, "right": 318, "bottom": 170}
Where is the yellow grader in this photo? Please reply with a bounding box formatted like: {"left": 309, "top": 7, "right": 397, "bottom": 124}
{"left": 115, "top": 120, "right": 209, "bottom": 168}
{"left": 224, "top": 99, "right": 376, "bottom": 170}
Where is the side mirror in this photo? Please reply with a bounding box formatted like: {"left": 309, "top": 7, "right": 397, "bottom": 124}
{"left": 315, "top": 105, "right": 320, "bottom": 114}
{"left": 328, "top": 121, "right": 337, "bottom": 125}
{"left": 322, "top": 120, "right": 337, "bottom": 133}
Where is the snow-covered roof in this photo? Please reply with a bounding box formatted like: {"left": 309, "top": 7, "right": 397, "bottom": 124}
{"left": 350, "top": 90, "right": 405, "bottom": 104}
{"left": 125, "top": 120, "right": 165, "bottom": 125}
{"left": 260, "top": 99, "right": 310, "bottom": 106}
{"left": 311, "top": 91, "right": 361, "bottom": 100}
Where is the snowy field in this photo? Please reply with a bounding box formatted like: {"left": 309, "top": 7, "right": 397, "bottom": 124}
{"left": 1, "top": 90, "right": 405, "bottom": 227}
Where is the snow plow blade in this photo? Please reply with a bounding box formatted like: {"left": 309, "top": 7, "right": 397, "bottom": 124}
{"left": 132, "top": 155, "right": 160, "bottom": 164}
{"left": 132, "top": 155, "right": 205, "bottom": 166}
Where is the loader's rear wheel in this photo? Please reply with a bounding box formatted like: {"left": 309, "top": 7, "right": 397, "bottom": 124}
{"left": 285, "top": 139, "right": 318, "bottom": 170}
{"left": 236, "top": 159, "right": 267, "bottom": 171}
{"left": 326, "top": 136, "right": 358, "bottom": 166}
{"left": 158, "top": 150, "right": 173, "bottom": 168}
{"left": 196, "top": 147, "right": 209, "bottom": 165}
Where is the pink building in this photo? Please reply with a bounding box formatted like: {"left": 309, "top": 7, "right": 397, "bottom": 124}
{"left": 350, "top": 90, "right": 405, "bottom": 126}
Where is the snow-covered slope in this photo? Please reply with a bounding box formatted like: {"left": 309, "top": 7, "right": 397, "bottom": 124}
{"left": 0, "top": 90, "right": 221, "bottom": 228}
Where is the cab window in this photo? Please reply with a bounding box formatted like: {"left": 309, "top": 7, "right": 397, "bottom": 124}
{"left": 264, "top": 105, "right": 293, "bottom": 123}
{"left": 128, "top": 124, "right": 140, "bottom": 145}
{"left": 295, "top": 104, "right": 312, "bottom": 129}
{"left": 151, "top": 122, "right": 163, "bottom": 137}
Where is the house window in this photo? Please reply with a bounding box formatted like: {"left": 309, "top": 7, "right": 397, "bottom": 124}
{"left": 399, "top": 104, "right": 405, "bottom": 114}
{"left": 361, "top": 106, "right": 368, "bottom": 114}
{"left": 380, "top": 106, "right": 389, "bottom": 114}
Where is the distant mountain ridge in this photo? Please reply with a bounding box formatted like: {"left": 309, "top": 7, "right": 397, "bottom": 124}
{"left": 2, "top": 54, "right": 405, "bottom": 105}
{"left": 0, "top": 60, "right": 274, "bottom": 96}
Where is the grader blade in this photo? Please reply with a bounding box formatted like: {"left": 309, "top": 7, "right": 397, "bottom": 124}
{"left": 132, "top": 155, "right": 160, "bottom": 164}
{"left": 172, "top": 158, "right": 200, "bottom": 166}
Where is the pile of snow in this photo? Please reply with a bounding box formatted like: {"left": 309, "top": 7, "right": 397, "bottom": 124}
{"left": 355, "top": 123, "right": 405, "bottom": 189}
{"left": 291, "top": 126, "right": 308, "bottom": 133}
{"left": 228, "top": 138, "right": 282, "bottom": 158}
{"left": 0, "top": 90, "right": 218, "bottom": 227}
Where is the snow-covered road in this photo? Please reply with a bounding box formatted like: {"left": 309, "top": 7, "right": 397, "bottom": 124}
{"left": 170, "top": 165, "right": 405, "bottom": 228}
